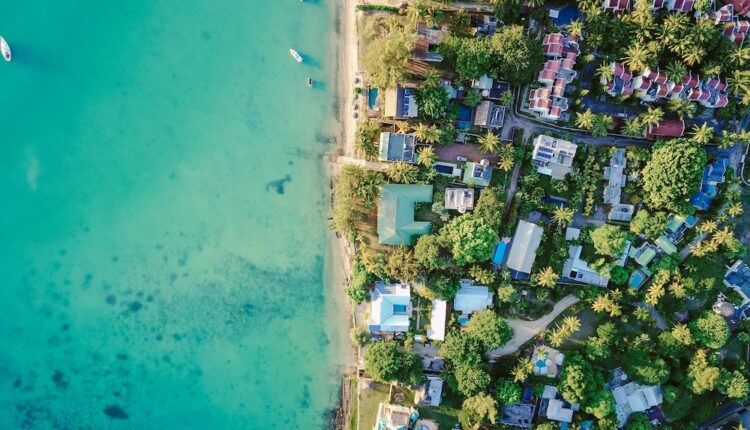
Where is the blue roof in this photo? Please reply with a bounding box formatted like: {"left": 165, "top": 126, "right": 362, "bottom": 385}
{"left": 691, "top": 192, "right": 713, "bottom": 211}
{"left": 493, "top": 241, "right": 509, "bottom": 265}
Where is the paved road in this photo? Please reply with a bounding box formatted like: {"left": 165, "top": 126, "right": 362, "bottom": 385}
{"left": 488, "top": 295, "right": 580, "bottom": 358}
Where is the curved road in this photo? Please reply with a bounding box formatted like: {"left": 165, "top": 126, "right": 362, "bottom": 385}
{"left": 488, "top": 294, "right": 580, "bottom": 358}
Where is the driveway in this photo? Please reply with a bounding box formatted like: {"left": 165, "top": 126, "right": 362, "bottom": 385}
{"left": 488, "top": 294, "right": 580, "bottom": 358}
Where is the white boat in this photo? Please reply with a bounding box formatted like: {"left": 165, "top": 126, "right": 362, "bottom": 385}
{"left": 1, "top": 37, "right": 10, "bottom": 62}
{"left": 289, "top": 48, "right": 303, "bottom": 63}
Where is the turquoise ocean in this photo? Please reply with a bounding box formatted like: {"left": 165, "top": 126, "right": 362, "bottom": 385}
{"left": 0, "top": 1, "right": 349, "bottom": 428}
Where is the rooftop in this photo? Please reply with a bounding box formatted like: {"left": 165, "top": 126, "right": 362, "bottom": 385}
{"left": 444, "top": 188, "right": 475, "bottom": 213}
{"left": 426, "top": 300, "right": 446, "bottom": 341}
{"left": 379, "top": 132, "right": 416, "bottom": 163}
{"left": 369, "top": 282, "right": 412, "bottom": 333}
{"left": 507, "top": 220, "right": 544, "bottom": 276}
{"left": 462, "top": 159, "right": 493, "bottom": 187}
{"left": 377, "top": 184, "right": 433, "bottom": 246}
{"left": 454, "top": 280, "right": 493, "bottom": 314}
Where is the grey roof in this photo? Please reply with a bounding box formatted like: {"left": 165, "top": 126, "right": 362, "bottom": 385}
{"left": 609, "top": 203, "right": 635, "bottom": 222}
{"left": 507, "top": 220, "right": 544, "bottom": 275}
{"left": 499, "top": 403, "right": 535, "bottom": 428}
{"left": 379, "top": 132, "right": 416, "bottom": 163}
{"left": 474, "top": 101, "right": 506, "bottom": 128}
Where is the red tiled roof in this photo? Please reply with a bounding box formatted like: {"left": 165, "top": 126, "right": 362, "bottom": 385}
{"left": 539, "top": 69, "right": 558, "bottom": 82}
{"left": 726, "top": 0, "right": 750, "bottom": 16}
{"left": 657, "top": 84, "right": 669, "bottom": 97}
{"left": 623, "top": 85, "right": 634, "bottom": 95}
{"left": 561, "top": 58, "right": 575, "bottom": 71}
{"left": 671, "top": 83, "right": 684, "bottom": 94}
{"left": 603, "top": 0, "right": 630, "bottom": 11}
{"left": 645, "top": 119, "right": 685, "bottom": 140}
{"left": 634, "top": 78, "right": 651, "bottom": 90}
{"left": 688, "top": 88, "right": 702, "bottom": 100}
{"left": 545, "top": 60, "right": 562, "bottom": 72}
{"left": 716, "top": 94, "right": 729, "bottom": 108}
{"left": 683, "top": 73, "right": 699, "bottom": 88}
{"left": 654, "top": 72, "right": 667, "bottom": 85}
{"left": 543, "top": 33, "right": 564, "bottom": 46}
{"left": 552, "top": 79, "right": 567, "bottom": 96}
{"left": 543, "top": 43, "right": 564, "bottom": 56}
{"left": 653, "top": 0, "right": 665, "bottom": 7}
{"left": 699, "top": 90, "right": 711, "bottom": 101}
{"left": 549, "top": 106, "right": 562, "bottom": 117}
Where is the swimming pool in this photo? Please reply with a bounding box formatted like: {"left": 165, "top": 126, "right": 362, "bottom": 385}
{"left": 368, "top": 87, "right": 378, "bottom": 109}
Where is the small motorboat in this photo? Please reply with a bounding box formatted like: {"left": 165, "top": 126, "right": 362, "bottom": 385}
{"left": 289, "top": 48, "right": 303, "bottom": 63}
{"left": 1, "top": 36, "right": 11, "bottom": 62}
{"left": 307, "top": 78, "right": 313, "bottom": 87}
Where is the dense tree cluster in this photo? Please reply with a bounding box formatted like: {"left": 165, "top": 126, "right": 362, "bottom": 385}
{"left": 641, "top": 139, "right": 707, "bottom": 214}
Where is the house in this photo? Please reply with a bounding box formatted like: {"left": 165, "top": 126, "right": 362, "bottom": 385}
{"left": 530, "top": 34, "right": 580, "bottom": 122}
{"left": 563, "top": 245, "right": 610, "bottom": 287}
{"left": 644, "top": 118, "right": 685, "bottom": 140}
{"left": 532, "top": 135, "right": 578, "bottom": 179}
{"left": 412, "top": 24, "right": 447, "bottom": 62}
{"left": 691, "top": 158, "right": 729, "bottom": 211}
{"left": 379, "top": 132, "right": 417, "bottom": 163}
{"left": 725, "top": 260, "right": 750, "bottom": 305}
{"left": 665, "top": 0, "right": 695, "bottom": 12}
{"left": 663, "top": 213, "right": 698, "bottom": 243}
{"left": 454, "top": 280, "right": 493, "bottom": 316}
{"left": 474, "top": 100, "right": 506, "bottom": 129}
{"left": 462, "top": 159, "right": 494, "bottom": 187}
{"left": 507, "top": 220, "right": 544, "bottom": 279}
{"left": 602, "top": 0, "right": 630, "bottom": 13}
{"left": 470, "top": 13, "right": 498, "bottom": 36}
{"left": 499, "top": 403, "right": 536, "bottom": 428}
{"left": 629, "top": 243, "right": 658, "bottom": 267}
{"left": 414, "top": 376, "right": 444, "bottom": 407}
{"left": 539, "top": 385, "right": 579, "bottom": 423}
{"left": 604, "top": 148, "right": 627, "bottom": 205}
{"left": 377, "top": 184, "right": 433, "bottom": 246}
{"left": 384, "top": 85, "right": 418, "bottom": 119}
{"left": 472, "top": 75, "right": 494, "bottom": 92}
{"left": 655, "top": 235, "right": 678, "bottom": 255}
{"left": 697, "top": 4, "right": 734, "bottom": 23}
{"left": 426, "top": 300, "right": 447, "bottom": 341}
{"left": 369, "top": 282, "right": 412, "bottom": 333}
{"left": 532, "top": 346, "right": 566, "bottom": 378}
{"left": 726, "top": 0, "right": 750, "bottom": 16}
{"left": 725, "top": 16, "right": 750, "bottom": 43}
{"left": 444, "top": 188, "right": 475, "bottom": 213}
{"left": 612, "top": 382, "right": 664, "bottom": 427}
{"left": 374, "top": 403, "right": 418, "bottom": 430}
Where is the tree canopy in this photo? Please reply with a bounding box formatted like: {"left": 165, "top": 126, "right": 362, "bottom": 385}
{"left": 591, "top": 224, "right": 629, "bottom": 257}
{"left": 364, "top": 341, "right": 425, "bottom": 385}
{"left": 642, "top": 139, "right": 707, "bottom": 214}
{"left": 441, "top": 215, "right": 498, "bottom": 266}
{"left": 690, "top": 311, "right": 730, "bottom": 349}
{"left": 465, "top": 310, "right": 513, "bottom": 350}
{"left": 362, "top": 22, "right": 415, "bottom": 88}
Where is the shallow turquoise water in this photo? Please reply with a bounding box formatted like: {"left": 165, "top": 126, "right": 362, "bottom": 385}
{"left": 0, "top": 1, "right": 347, "bottom": 428}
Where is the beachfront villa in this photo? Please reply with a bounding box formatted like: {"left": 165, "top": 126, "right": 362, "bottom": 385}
{"left": 368, "top": 282, "right": 412, "bottom": 334}
{"left": 427, "top": 299, "right": 447, "bottom": 341}
{"left": 506, "top": 220, "right": 544, "bottom": 279}
{"left": 462, "top": 159, "right": 494, "bottom": 187}
{"left": 379, "top": 132, "right": 417, "bottom": 163}
{"left": 374, "top": 402, "right": 419, "bottom": 430}
{"left": 444, "top": 188, "right": 475, "bottom": 213}
{"left": 384, "top": 85, "right": 418, "bottom": 119}
{"left": 531, "top": 135, "right": 578, "bottom": 179}
{"left": 454, "top": 280, "right": 493, "bottom": 321}
{"left": 377, "top": 184, "right": 433, "bottom": 246}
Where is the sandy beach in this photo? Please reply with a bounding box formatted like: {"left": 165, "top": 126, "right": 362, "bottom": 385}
{"left": 339, "top": 0, "right": 359, "bottom": 158}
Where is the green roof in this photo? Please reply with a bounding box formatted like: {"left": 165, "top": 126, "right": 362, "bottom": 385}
{"left": 629, "top": 243, "right": 658, "bottom": 267}
{"left": 377, "top": 184, "right": 433, "bottom": 246}
{"left": 654, "top": 235, "right": 677, "bottom": 255}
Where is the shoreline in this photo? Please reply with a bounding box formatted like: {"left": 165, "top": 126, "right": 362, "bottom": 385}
{"left": 325, "top": 0, "right": 360, "bottom": 428}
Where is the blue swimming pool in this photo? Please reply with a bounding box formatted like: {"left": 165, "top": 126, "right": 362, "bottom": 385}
{"left": 456, "top": 104, "right": 473, "bottom": 129}
{"left": 368, "top": 88, "right": 378, "bottom": 109}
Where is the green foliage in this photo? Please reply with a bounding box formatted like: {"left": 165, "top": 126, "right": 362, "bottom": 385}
{"left": 558, "top": 353, "right": 598, "bottom": 406}
{"left": 350, "top": 327, "right": 369, "bottom": 347}
{"left": 585, "top": 389, "right": 616, "bottom": 420}
{"left": 347, "top": 259, "right": 373, "bottom": 303}
{"left": 468, "top": 265, "right": 498, "bottom": 285}
{"left": 453, "top": 364, "right": 491, "bottom": 397}
{"left": 690, "top": 311, "right": 729, "bottom": 349}
{"left": 441, "top": 332, "right": 490, "bottom": 397}
{"left": 364, "top": 341, "right": 425, "bottom": 385}
{"left": 385, "top": 246, "right": 420, "bottom": 283}
{"left": 356, "top": 4, "right": 399, "bottom": 12}
{"left": 414, "top": 234, "right": 448, "bottom": 271}
{"left": 625, "top": 413, "right": 653, "bottom": 430}
{"left": 385, "top": 162, "right": 420, "bottom": 184}
{"left": 494, "top": 379, "right": 522, "bottom": 405}
{"left": 687, "top": 349, "right": 720, "bottom": 394}
{"left": 424, "top": 271, "right": 459, "bottom": 300}
{"left": 719, "top": 370, "right": 749, "bottom": 400}
{"left": 473, "top": 187, "right": 505, "bottom": 230}
{"left": 626, "top": 349, "right": 671, "bottom": 385}
{"left": 591, "top": 224, "right": 628, "bottom": 257}
{"left": 441, "top": 215, "right": 498, "bottom": 266}
{"left": 630, "top": 210, "right": 669, "bottom": 240}
{"left": 609, "top": 266, "right": 630, "bottom": 286}
{"left": 362, "top": 23, "right": 415, "bottom": 88}
{"left": 642, "top": 139, "right": 707, "bottom": 214}
{"left": 332, "top": 165, "right": 383, "bottom": 235}
{"left": 464, "top": 310, "right": 512, "bottom": 350}
{"left": 459, "top": 393, "right": 498, "bottom": 430}
{"left": 416, "top": 79, "right": 449, "bottom": 120}
{"left": 585, "top": 322, "right": 619, "bottom": 360}
{"left": 463, "top": 88, "right": 483, "bottom": 108}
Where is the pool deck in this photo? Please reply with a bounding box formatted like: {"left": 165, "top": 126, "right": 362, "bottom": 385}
{"left": 435, "top": 143, "right": 499, "bottom": 163}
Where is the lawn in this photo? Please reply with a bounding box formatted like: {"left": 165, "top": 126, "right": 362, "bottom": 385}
{"left": 358, "top": 380, "right": 390, "bottom": 430}
{"left": 417, "top": 390, "right": 462, "bottom": 429}
{"left": 349, "top": 377, "right": 359, "bottom": 430}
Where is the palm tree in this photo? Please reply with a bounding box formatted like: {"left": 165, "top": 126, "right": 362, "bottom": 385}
{"left": 669, "top": 280, "right": 687, "bottom": 299}
{"left": 418, "top": 146, "right": 436, "bottom": 167}
{"left": 633, "top": 307, "right": 651, "bottom": 321}
{"left": 575, "top": 109, "right": 595, "bottom": 130}
{"left": 702, "top": 62, "right": 723, "bottom": 77}
{"left": 567, "top": 20, "right": 584, "bottom": 38}
{"left": 698, "top": 220, "right": 718, "bottom": 233}
{"left": 597, "top": 64, "right": 614, "bottom": 81}
{"left": 395, "top": 121, "right": 410, "bottom": 134}
{"left": 663, "top": 14, "right": 689, "bottom": 34}
{"left": 713, "top": 227, "right": 735, "bottom": 246}
{"left": 691, "top": 123, "right": 714, "bottom": 145}
{"left": 548, "top": 328, "right": 566, "bottom": 348}
{"left": 511, "top": 358, "right": 534, "bottom": 383}
{"left": 664, "top": 61, "right": 687, "bottom": 83}
{"left": 385, "top": 162, "right": 420, "bottom": 184}
{"left": 535, "top": 267, "right": 559, "bottom": 288}
{"left": 672, "top": 324, "right": 694, "bottom": 345}
{"left": 552, "top": 206, "right": 576, "bottom": 227}
{"left": 728, "top": 202, "right": 744, "bottom": 218}
{"left": 623, "top": 43, "right": 651, "bottom": 72}
{"left": 425, "top": 125, "right": 441, "bottom": 144}
{"left": 591, "top": 114, "right": 614, "bottom": 137}
{"left": 477, "top": 130, "right": 500, "bottom": 154}
{"left": 413, "top": 123, "right": 430, "bottom": 142}
{"left": 728, "top": 70, "right": 750, "bottom": 99}
{"left": 562, "top": 316, "right": 581, "bottom": 334}
{"left": 682, "top": 47, "right": 706, "bottom": 67}
{"left": 667, "top": 98, "right": 696, "bottom": 120}
{"left": 639, "top": 107, "right": 664, "bottom": 127}
{"left": 622, "top": 118, "right": 644, "bottom": 137}
{"left": 404, "top": 0, "right": 429, "bottom": 27}
{"left": 731, "top": 46, "right": 750, "bottom": 68}
{"left": 497, "top": 153, "right": 514, "bottom": 172}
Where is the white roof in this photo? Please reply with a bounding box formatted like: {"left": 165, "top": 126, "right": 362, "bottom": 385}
{"left": 547, "top": 399, "right": 574, "bottom": 422}
{"left": 369, "top": 283, "right": 411, "bottom": 332}
{"left": 444, "top": 188, "right": 475, "bottom": 213}
{"left": 612, "top": 382, "right": 663, "bottom": 426}
{"left": 454, "top": 284, "right": 492, "bottom": 314}
{"left": 506, "top": 220, "right": 544, "bottom": 275}
{"left": 427, "top": 300, "right": 447, "bottom": 341}
{"left": 415, "top": 376, "right": 444, "bottom": 407}
{"left": 474, "top": 75, "right": 494, "bottom": 90}
{"left": 565, "top": 227, "right": 580, "bottom": 241}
